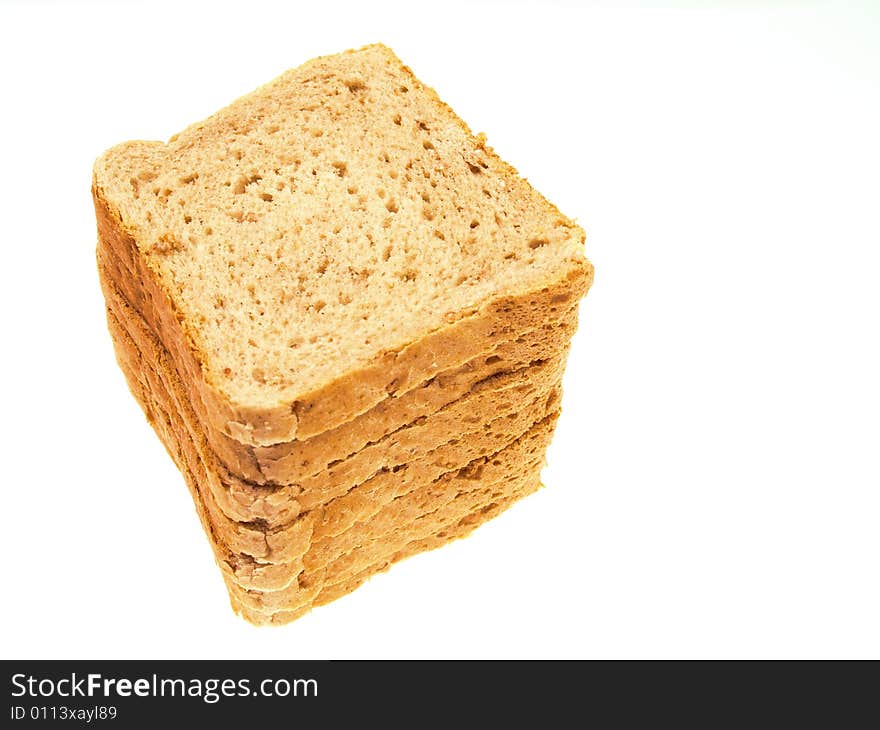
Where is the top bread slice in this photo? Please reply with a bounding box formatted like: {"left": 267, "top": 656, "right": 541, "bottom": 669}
{"left": 93, "top": 43, "right": 593, "bottom": 448}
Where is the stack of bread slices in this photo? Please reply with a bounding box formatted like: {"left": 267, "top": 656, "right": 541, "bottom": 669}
{"left": 93, "top": 44, "right": 593, "bottom": 625}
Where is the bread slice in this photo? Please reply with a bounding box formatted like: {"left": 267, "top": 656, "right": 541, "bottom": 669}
{"left": 93, "top": 44, "right": 592, "bottom": 459}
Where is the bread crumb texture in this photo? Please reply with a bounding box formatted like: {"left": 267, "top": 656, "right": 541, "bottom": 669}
{"left": 93, "top": 44, "right": 589, "bottom": 408}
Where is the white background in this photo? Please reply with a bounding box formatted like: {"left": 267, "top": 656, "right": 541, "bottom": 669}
{"left": 1, "top": 0, "right": 878, "bottom": 659}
